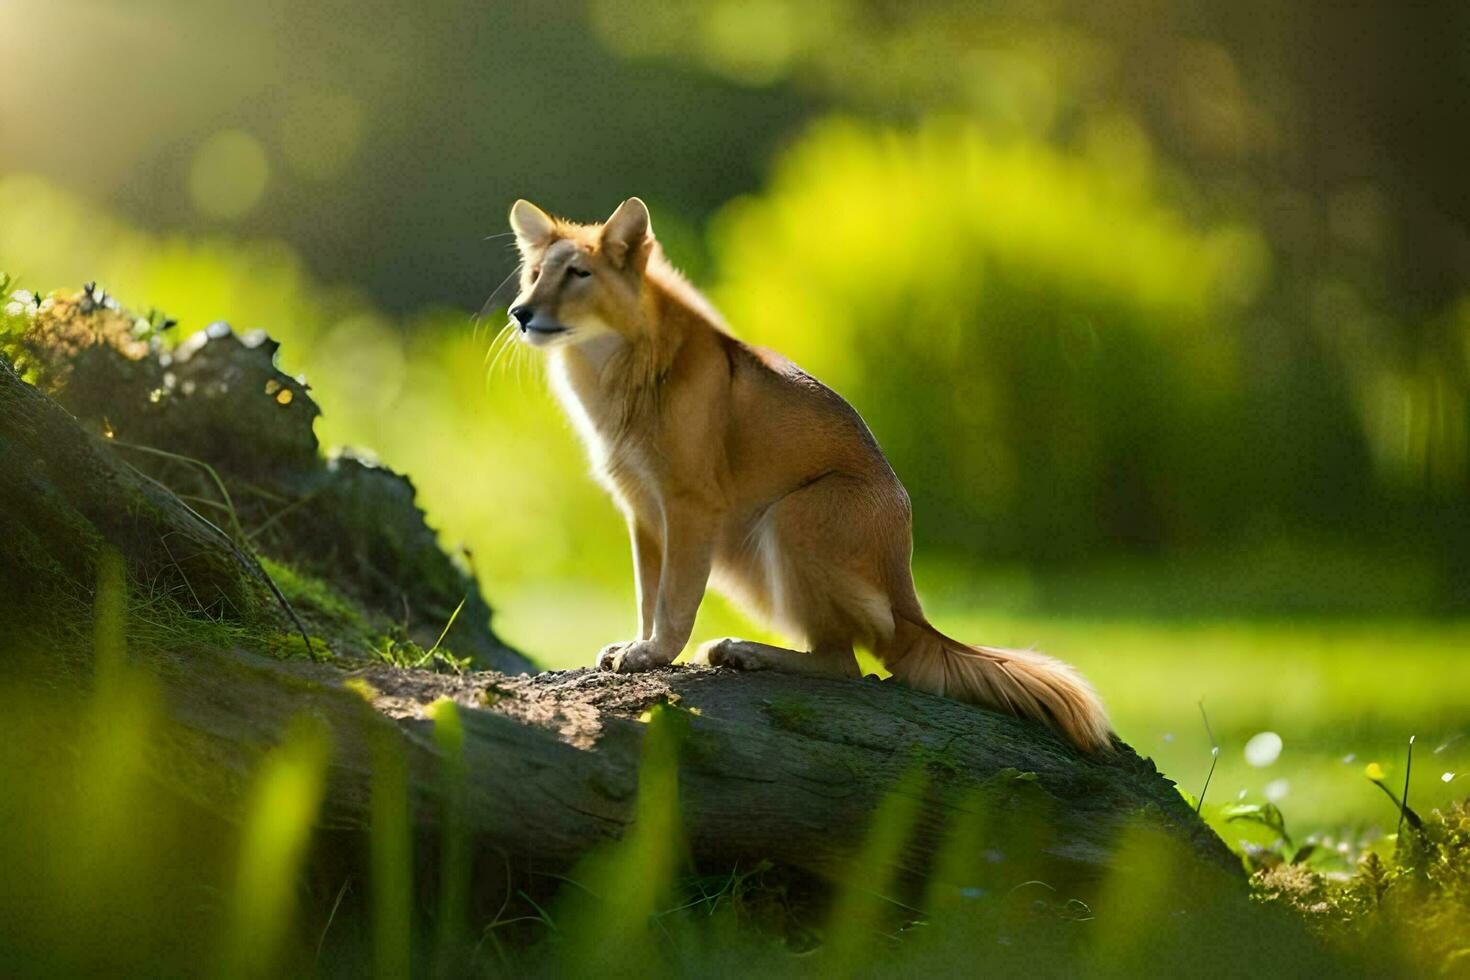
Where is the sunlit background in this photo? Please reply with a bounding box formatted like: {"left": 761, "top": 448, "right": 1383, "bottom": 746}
{"left": 4, "top": 0, "right": 1469, "bottom": 841}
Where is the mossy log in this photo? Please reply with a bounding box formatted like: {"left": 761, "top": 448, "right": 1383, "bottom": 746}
{"left": 0, "top": 352, "right": 264, "bottom": 618}
{"left": 149, "top": 652, "right": 1245, "bottom": 900}
{"left": 2, "top": 288, "right": 530, "bottom": 672}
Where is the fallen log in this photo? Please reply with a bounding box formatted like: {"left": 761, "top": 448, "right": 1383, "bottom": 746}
{"left": 148, "top": 646, "right": 1244, "bottom": 899}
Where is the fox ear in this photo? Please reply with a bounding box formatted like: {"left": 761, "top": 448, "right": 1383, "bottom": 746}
{"left": 601, "top": 197, "right": 651, "bottom": 269}
{"left": 509, "top": 199, "right": 555, "bottom": 250}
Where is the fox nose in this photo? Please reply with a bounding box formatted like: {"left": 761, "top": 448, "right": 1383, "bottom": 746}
{"left": 510, "top": 305, "right": 534, "bottom": 328}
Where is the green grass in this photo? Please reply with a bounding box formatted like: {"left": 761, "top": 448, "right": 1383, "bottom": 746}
{"left": 932, "top": 610, "right": 1470, "bottom": 847}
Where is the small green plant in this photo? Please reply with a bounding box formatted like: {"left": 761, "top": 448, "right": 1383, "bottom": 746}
{"left": 1, "top": 271, "right": 29, "bottom": 356}
{"left": 370, "top": 623, "right": 471, "bottom": 674}
{"left": 1224, "top": 801, "right": 1318, "bottom": 869}
{"left": 435, "top": 650, "right": 473, "bottom": 674}
{"left": 1253, "top": 800, "right": 1470, "bottom": 975}
{"left": 144, "top": 306, "right": 178, "bottom": 334}
{"left": 372, "top": 626, "right": 426, "bottom": 668}
{"left": 1364, "top": 739, "right": 1424, "bottom": 832}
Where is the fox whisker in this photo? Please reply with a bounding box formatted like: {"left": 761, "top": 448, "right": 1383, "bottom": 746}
{"left": 484, "top": 324, "right": 519, "bottom": 380}
{"left": 476, "top": 260, "right": 524, "bottom": 324}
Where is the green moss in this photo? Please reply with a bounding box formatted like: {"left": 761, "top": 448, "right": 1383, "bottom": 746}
{"left": 258, "top": 556, "right": 375, "bottom": 648}
{"left": 259, "top": 557, "right": 358, "bottom": 622}
{"left": 264, "top": 631, "right": 333, "bottom": 663}
{"left": 984, "top": 766, "right": 1040, "bottom": 785}
{"left": 763, "top": 697, "right": 820, "bottom": 732}
{"left": 909, "top": 742, "right": 964, "bottom": 777}
{"left": 255, "top": 557, "right": 471, "bottom": 672}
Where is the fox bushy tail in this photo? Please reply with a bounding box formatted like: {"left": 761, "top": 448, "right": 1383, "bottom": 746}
{"left": 883, "top": 614, "right": 1112, "bottom": 752}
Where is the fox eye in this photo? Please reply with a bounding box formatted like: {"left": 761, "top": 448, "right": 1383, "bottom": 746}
{"left": 568, "top": 266, "right": 592, "bottom": 279}
{"left": 528, "top": 266, "right": 541, "bottom": 282}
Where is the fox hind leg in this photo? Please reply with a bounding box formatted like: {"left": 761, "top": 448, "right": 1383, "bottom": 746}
{"left": 695, "top": 638, "right": 860, "bottom": 679}
{"left": 699, "top": 472, "right": 904, "bottom": 683}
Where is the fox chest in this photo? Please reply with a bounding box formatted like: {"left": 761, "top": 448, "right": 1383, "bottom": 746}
{"left": 547, "top": 358, "right": 662, "bottom": 516}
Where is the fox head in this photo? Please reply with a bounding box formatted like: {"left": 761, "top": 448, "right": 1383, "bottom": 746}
{"left": 506, "top": 197, "right": 654, "bottom": 349}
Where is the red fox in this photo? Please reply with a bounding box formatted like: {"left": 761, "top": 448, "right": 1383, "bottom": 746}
{"left": 505, "top": 197, "right": 1112, "bottom": 752}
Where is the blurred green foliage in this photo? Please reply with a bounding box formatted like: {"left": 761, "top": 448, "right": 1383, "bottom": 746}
{"left": 5, "top": 0, "right": 1470, "bottom": 604}
{"left": 713, "top": 117, "right": 1268, "bottom": 561}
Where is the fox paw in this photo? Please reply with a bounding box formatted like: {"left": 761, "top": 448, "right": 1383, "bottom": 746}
{"left": 694, "top": 638, "right": 772, "bottom": 671}
{"left": 596, "top": 640, "right": 670, "bottom": 673}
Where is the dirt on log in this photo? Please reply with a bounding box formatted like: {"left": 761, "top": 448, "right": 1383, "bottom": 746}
{"left": 0, "top": 286, "right": 1243, "bottom": 908}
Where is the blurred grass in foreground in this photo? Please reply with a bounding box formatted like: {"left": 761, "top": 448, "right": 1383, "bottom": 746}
{"left": 1, "top": 573, "right": 1464, "bottom": 977}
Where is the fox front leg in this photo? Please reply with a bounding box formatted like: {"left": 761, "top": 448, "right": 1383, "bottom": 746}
{"left": 598, "top": 502, "right": 715, "bottom": 673}
{"left": 627, "top": 515, "right": 661, "bottom": 641}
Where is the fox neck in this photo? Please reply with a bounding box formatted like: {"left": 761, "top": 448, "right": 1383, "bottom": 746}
{"left": 545, "top": 271, "right": 713, "bottom": 464}
{"left": 546, "top": 322, "right": 665, "bottom": 464}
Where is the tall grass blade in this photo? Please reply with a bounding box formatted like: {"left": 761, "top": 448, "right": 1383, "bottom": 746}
{"left": 421, "top": 596, "right": 466, "bottom": 665}
{"left": 371, "top": 731, "right": 413, "bottom": 980}
{"left": 1399, "top": 735, "right": 1415, "bottom": 835}
{"left": 1197, "top": 699, "right": 1220, "bottom": 813}
{"left": 430, "top": 698, "right": 469, "bottom": 974}
{"left": 219, "top": 716, "right": 331, "bottom": 978}
{"left": 556, "top": 703, "right": 687, "bottom": 973}
{"left": 823, "top": 769, "right": 927, "bottom": 973}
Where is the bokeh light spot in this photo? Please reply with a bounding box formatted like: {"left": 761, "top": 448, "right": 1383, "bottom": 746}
{"left": 1244, "top": 731, "right": 1283, "bottom": 767}
{"left": 187, "top": 129, "right": 269, "bottom": 220}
